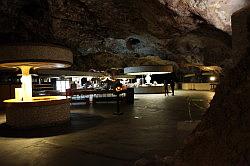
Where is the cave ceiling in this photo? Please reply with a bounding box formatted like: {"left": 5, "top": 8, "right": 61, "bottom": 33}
{"left": 0, "top": 0, "right": 249, "bottom": 71}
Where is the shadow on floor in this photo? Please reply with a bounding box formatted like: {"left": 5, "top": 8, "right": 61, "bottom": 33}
{"left": 0, "top": 113, "right": 104, "bottom": 138}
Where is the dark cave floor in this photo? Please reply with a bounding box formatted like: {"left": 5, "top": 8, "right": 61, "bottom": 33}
{"left": 0, "top": 91, "right": 214, "bottom": 166}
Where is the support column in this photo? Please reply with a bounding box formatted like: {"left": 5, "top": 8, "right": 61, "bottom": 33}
{"left": 18, "top": 66, "right": 32, "bottom": 101}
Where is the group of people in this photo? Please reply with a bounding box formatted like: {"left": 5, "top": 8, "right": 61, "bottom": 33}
{"left": 164, "top": 79, "right": 175, "bottom": 96}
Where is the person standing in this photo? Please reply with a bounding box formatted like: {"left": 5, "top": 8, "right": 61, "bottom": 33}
{"left": 164, "top": 80, "right": 169, "bottom": 96}
{"left": 170, "top": 79, "right": 175, "bottom": 96}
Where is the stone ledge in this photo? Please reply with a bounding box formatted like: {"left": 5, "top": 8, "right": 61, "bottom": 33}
{"left": 5, "top": 99, "right": 70, "bottom": 129}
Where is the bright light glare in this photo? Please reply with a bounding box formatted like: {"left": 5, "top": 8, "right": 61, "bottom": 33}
{"left": 17, "top": 66, "right": 33, "bottom": 101}
{"left": 56, "top": 80, "right": 70, "bottom": 92}
{"left": 21, "top": 75, "right": 32, "bottom": 100}
{"left": 145, "top": 74, "right": 151, "bottom": 84}
{"left": 127, "top": 72, "right": 171, "bottom": 75}
{"left": 210, "top": 76, "right": 216, "bottom": 81}
{"left": 15, "top": 88, "right": 23, "bottom": 101}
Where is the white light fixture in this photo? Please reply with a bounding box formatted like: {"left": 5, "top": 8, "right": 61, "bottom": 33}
{"left": 145, "top": 74, "right": 151, "bottom": 84}
{"left": 210, "top": 76, "right": 216, "bottom": 81}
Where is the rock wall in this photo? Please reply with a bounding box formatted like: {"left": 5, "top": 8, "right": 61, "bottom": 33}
{"left": 0, "top": 0, "right": 233, "bottom": 70}
{"left": 160, "top": 0, "right": 250, "bottom": 33}
{"left": 174, "top": 6, "right": 250, "bottom": 166}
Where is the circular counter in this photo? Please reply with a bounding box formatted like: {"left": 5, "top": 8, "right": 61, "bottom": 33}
{"left": 0, "top": 44, "right": 73, "bottom": 69}
{"left": 4, "top": 96, "right": 70, "bottom": 129}
{"left": 124, "top": 65, "right": 173, "bottom": 75}
{"left": 134, "top": 86, "right": 165, "bottom": 94}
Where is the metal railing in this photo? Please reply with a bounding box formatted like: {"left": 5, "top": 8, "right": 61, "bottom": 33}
{"left": 186, "top": 96, "right": 210, "bottom": 122}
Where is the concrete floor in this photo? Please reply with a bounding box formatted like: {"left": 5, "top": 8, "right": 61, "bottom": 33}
{"left": 0, "top": 90, "right": 214, "bottom": 166}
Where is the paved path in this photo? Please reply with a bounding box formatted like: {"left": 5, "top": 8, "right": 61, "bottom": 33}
{"left": 0, "top": 91, "right": 214, "bottom": 166}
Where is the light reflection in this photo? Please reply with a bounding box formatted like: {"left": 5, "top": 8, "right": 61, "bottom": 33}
{"left": 4, "top": 96, "right": 66, "bottom": 103}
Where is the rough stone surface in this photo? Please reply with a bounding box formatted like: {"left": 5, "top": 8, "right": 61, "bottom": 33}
{"left": 174, "top": 48, "right": 250, "bottom": 166}
{"left": 173, "top": 6, "right": 250, "bottom": 166}
{"left": 232, "top": 6, "right": 250, "bottom": 63}
{"left": 0, "top": 0, "right": 235, "bottom": 70}
{"left": 166, "top": 25, "right": 232, "bottom": 66}
{"left": 5, "top": 100, "right": 70, "bottom": 128}
{"left": 160, "top": 0, "right": 250, "bottom": 33}
{"left": 75, "top": 52, "right": 177, "bottom": 71}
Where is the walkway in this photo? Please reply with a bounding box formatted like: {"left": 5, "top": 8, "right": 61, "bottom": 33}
{"left": 0, "top": 91, "right": 214, "bottom": 166}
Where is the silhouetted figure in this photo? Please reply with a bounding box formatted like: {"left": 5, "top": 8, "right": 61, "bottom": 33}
{"left": 170, "top": 80, "right": 175, "bottom": 96}
{"left": 112, "top": 80, "right": 122, "bottom": 91}
{"left": 164, "top": 80, "right": 169, "bottom": 96}
{"left": 71, "top": 81, "right": 77, "bottom": 89}
{"left": 104, "top": 78, "right": 113, "bottom": 90}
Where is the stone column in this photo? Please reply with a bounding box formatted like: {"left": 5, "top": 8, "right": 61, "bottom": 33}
{"left": 232, "top": 6, "right": 250, "bottom": 62}
{"left": 174, "top": 6, "right": 250, "bottom": 166}
{"left": 19, "top": 66, "right": 32, "bottom": 101}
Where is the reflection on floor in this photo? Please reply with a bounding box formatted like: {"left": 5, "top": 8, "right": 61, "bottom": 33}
{"left": 0, "top": 90, "right": 214, "bottom": 166}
